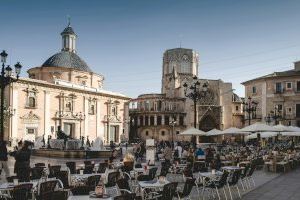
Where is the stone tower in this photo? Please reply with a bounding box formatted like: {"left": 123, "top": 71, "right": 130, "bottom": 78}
{"left": 161, "top": 48, "right": 199, "bottom": 97}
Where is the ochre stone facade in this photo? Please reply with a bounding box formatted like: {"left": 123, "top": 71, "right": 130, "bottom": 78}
{"left": 3, "top": 24, "right": 130, "bottom": 145}
{"left": 129, "top": 48, "right": 243, "bottom": 141}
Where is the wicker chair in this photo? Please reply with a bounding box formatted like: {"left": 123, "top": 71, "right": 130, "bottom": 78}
{"left": 10, "top": 183, "right": 33, "bottom": 200}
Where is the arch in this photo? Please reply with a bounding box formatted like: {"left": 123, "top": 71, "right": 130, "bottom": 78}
{"left": 199, "top": 115, "right": 218, "bottom": 132}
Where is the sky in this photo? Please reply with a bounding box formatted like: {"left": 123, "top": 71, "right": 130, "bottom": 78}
{"left": 2, "top": 0, "right": 300, "bottom": 98}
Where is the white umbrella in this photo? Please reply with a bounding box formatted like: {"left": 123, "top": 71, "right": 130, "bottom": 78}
{"left": 246, "top": 132, "right": 277, "bottom": 140}
{"left": 273, "top": 124, "right": 294, "bottom": 132}
{"left": 219, "top": 127, "right": 248, "bottom": 135}
{"left": 241, "top": 122, "right": 278, "bottom": 132}
{"left": 281, "top": 132, "right": 300, "bottom": 136}
{"left": 205, "top": 129, "right": 222, "bottom": 136}
{"left": 289, "top": 126, "right": 300, "bottom": 132}
{"left": 179, "top": 127, "right": 206, "bottom": 136}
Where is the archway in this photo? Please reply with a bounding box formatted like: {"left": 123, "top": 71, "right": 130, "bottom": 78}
{"left": 199, "top": 115, "right": 218, "bottom": 143}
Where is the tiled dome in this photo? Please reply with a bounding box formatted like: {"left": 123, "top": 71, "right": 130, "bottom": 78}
{"left": 42, "top": 51, "right": 92, "bottom": 72}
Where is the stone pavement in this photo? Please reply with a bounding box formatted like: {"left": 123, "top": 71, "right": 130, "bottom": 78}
{"left": 243, "top": 168, "right": 300, "bottom": 200}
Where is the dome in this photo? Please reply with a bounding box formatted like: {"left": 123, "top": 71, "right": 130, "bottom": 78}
{"left": 61, "top": 26, "right": 76, "bottom": 36}
{"left": 42, "top": 51, "right": 92, "bottom": 72}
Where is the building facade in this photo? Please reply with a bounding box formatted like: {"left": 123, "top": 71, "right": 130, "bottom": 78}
{"left": 129, "top": 48, "right": 243, "bottom": 141}
{"left": 242, "top": 61, "right": 300, "bottom": 126}
{"left": 4, "top": 23, "right": 130, "bottom": 145}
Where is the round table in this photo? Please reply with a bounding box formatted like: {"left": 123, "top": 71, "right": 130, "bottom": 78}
{"left": 68, "top": 195, "right": 112, "bottom": 200}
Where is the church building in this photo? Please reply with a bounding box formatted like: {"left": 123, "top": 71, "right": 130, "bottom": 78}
{"left": 3, "top": 23, "right": 130, "bottom": 145}
{"left": 129, "top": 48, "right": 243, "bottom": 141}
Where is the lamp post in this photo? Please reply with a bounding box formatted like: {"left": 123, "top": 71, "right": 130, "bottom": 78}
{"left": 0, "top": 50, "right": 22, "bottom": 141}
{"left": 183, "top": 76, "right": 209, "bottom": 145}
{"left": 264, "top": 106, "right": 282, "bottom": 125}
{"left": 242, "top": 97, "right": 258, "bottom": 126}
{"left": 270, "top": 105, "right": 282, "bottom": 125}
{"left": 169, "top": 116, "right": 176, "bottom": 149}
{"left": 75, "top": 112, "right": 85, "bottom": 142}
{"left": 183, "top": 76, "right": 209, "bottom": 128}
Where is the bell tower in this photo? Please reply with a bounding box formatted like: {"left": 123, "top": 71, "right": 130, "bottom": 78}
{"left": 61, "top": 18, "right": 77, "bottom": 53}
{"left": 161, "top": 48, "right": 199, "bottom": 94}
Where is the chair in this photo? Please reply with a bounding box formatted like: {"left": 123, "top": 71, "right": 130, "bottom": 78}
{"left": 66, "top": 162, "right": 76, "bottom": 174}
{"left": 87, "top": 175, "right": 101, "bottom": 189}
{"left": 137, "top": 167, "right": 157, "bottom": 182}
{"left": 84, "top": 161, "right": 92, "bottom": 166}
{"left": 114, "top": 193, "right": 136, "bottom": 200}
{"left": 122, "top": 161, "right": 134, "bottom": 172}
{"left": 227, "top": 170, "right": 242, "bottom": 200}
{"left": 48, "top": 165, "right": 61, "bottom": 178}
{"left": 71, "top": 185, "right": 91, "bottom": 195}
{"left": 31, "top": 167, "right": 44, "bottom": 180}
{"left": 116, "top": 178, "right": 131, "bottom": 194}
{"left": 148, "top": 182, "right": 178, "bottom": 200}
{"left": 176, "top": 178, "right": 196, "bottom": 200}
{"left": 6, "top": 176, "right": 18, "bottom": 183}
{"left": 246, "top": 164, "right": 256, "bottom": 188}
{"left": 56, "top": 170, "right": 70, "bottom": 189}
{"left": 40, "top": 191, "right": 69, "bottom": 200}
{"left": 205, "top": 171, "right": 229, "bottom": 200}
{"left": 10, "top": 183, "right": 33, "bottom": 200}
{"left": 17, "top": 167, "right": 30, "bottom": 182}
{"left": 105, "top": 171, "right": 120, "bottom": 187}
{"left": 83, "top": 164, "right": 94, "bottom": 174}
{"left": 240, "top": 165, "right": 250, "bottom": 190}
{"left": 36, "top": 180, "right": 63, "bottom": 200}
{"left": 35, "top": 163, "right": 46, "bottom": 168}
{"left": 97, "top": 162, "right": 108, "bottom": 173}
{"left": 148, "top": 167, "right": 158, "bottom": 180}
{"left": 135, "top": 163, "right": 142, "bottom": 168}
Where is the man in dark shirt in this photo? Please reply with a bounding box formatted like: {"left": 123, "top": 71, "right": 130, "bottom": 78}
{"left": 0, "top": 141, "right": 10, "bottom": 178}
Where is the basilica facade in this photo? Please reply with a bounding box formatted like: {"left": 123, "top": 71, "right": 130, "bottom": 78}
{"left": 129, "top": 48, "right": 243, "bottom": 141}
{"left": 3, "top": 23, "right": 130, "bottom": 145}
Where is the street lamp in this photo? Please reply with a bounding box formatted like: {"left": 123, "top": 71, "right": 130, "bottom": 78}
{"left": 75, "top": 112, "right": 85, "bottom": 140}
{"left": 183, "top": 76, "right": 209, "bottom": 128}
{"left": 0, "top": 50, "right": 22, "bottom": 141}
{"left": 265, "top": 106, "right": 282, "bottom": 125}
{"left": 169, "top": 116, "right": 176, "bottom": 149}
{"left": 242, "top": 97, "right": 258, "bottom": 126}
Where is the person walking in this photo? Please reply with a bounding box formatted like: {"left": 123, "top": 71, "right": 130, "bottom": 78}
{"left": 0, "top": 141, "right": 10, "bottom": 178}
{"left": 10, "top": 141, "right": 31, "bottom": 181}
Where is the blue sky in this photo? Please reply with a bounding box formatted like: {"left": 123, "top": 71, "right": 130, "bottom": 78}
{"left": 2, "top": 0, "right": 300, "bottom": 98}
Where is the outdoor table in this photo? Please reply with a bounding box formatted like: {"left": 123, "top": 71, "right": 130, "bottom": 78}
{"left": 0, "top": 181, "right": 38, "bottom": 191}
{"left": 197, "top": 171, "right": 223, "bottom": 185}
{"left": 71, "top": 173, "right": 105, "bottom": 185}
{"left": 138, "top": 179, "right": 170, "bottom": 199}
{"left": 221, "top": 160, "right": 234, "bottom": 166}
{"left": 222, "top": 166, "right": 244, "bottom": 171}
{"left": 68, "top": 195, "right": 112, "bottom": 200}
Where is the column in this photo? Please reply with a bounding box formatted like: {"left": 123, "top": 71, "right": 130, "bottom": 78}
{"left": 137, "top": 116, "right": 140, "bottom": 126}
{"left": 11, "top": 85, "right": 19, "bottom": 145}
{"left": 44, "top": 90, "right": 50, "bottom": 142}
{"left": 154, "top": 115, "right": 157, "bottom": 126}
{"left": 84, "top": 96, "right": 89, "bottom": 138}
{"left": 96, "top": 99, "right": 101, "bottom": 139}
{"left": 162, "top": 114, "right": 165, "bottom": 125}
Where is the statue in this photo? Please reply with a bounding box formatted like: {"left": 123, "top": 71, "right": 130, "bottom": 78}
{"left": 47, "top": 135, "right": 52, "bottom": 149}
{"left": 91, "top": 137, "right": 104, "bottom": 150}
{"left": 34, "top": 136, "right": 44, "bottom": 149}
{"left": 86, "top": 136, "right": 91, "bottom": 147}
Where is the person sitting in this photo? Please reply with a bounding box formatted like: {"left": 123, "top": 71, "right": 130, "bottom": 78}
{"left": 195, "top": 146, "right": 205, "bottom": 160}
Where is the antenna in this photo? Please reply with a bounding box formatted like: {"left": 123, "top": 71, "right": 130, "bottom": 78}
{"left": 67, "top": 15, "right": 71, "bottom": 27}
{"left": 179, "top": 34, "right": 183, "bottom": 48}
